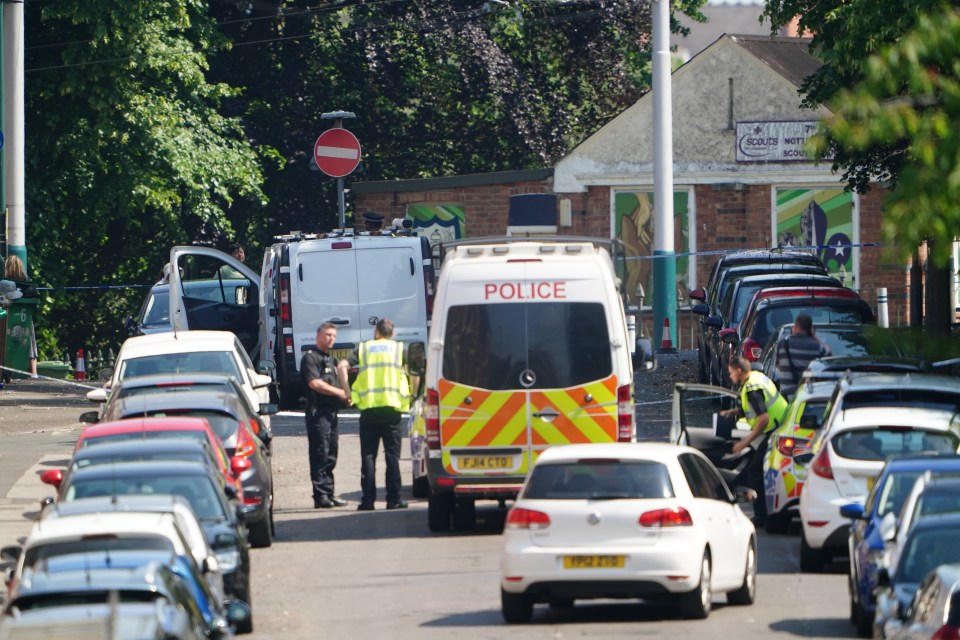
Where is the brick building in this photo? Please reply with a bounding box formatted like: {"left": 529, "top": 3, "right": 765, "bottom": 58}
{"left": 353, "top": 34, "right": 911, "bottom": 347}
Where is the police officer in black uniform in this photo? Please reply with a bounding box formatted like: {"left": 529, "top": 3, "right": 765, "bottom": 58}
{"left": 301, "top": 322, "right": 351, "bottom": 508}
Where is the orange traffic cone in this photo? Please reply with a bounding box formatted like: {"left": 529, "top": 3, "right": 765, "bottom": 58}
{"left": 74, "top": 348, "right": 86, "bottom": 381}
{"left": 658, "top": 317, "right": 677, "bottom": 353}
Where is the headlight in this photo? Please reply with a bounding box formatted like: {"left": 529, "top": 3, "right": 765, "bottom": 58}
{"left": 216, "top": 548, "right": 240, "bottom": 572}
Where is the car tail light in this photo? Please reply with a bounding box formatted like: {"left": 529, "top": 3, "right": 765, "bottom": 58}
{"left": 505, "top": 507, "right": 551, "bottom": 530}
{"left": 811, "top": 447, "right": 833, "bottom": 479}
{"left": 425, "top": 389, "right": 440, "bottom": 449}
{"left": 234, "top": 422, "right": 257, "bottom": 458}
{"left": 241, "top": 494, "right": 262, "bottom": 506}
{"left": 932, "top": 624, "right": 960, "bottom": 640}
{"left": 249, "top": 418, "right": 260, "bottom": 436}
{"left": 283, "top": 335, "right": 294, "bottom": 355}
{"left": 639, "top": 507, "right": 693, "bottom": 527}
{"left": 742, "top": 337, "right": 762, "bottom": 361}
{"left": 617, "top": 384, "right": 633, "bottom": 442}
{"left": 777, "top": 436, "right": 810, "bottom": 457}
{"left": 279, "top": 273, "right": 291, "bottom": 323}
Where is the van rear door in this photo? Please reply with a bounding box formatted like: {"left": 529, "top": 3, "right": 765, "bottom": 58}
{"left": 438, "top": 260, "right": 622, "bottom": 479}
{"left": 259, "top": 244, "right": 282, "bottom": 364}
{"left": 356, "top": 241, "right": 427, "bottom": 344}
{"left": 169, "top": 246, "right": 261, "bottom": 360}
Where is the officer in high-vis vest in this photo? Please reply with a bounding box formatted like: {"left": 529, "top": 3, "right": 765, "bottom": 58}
{"left": 722, "top": 356, "right": 788, "bottom": 526}
{"left": 343, "top": 318, "right": 411, "bottom": 511}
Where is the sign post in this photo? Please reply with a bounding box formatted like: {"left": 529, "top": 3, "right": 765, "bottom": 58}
{"left": 315, "top": 111, "right": 359, "bottom": 229}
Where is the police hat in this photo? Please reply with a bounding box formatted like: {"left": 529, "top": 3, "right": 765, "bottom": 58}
{"left": 362, "top": 211, "right": 384, "bottom": 226}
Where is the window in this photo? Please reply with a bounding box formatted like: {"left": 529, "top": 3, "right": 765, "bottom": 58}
{"left": 442, "top": 302, "right": 611, "bottom": 390}
{"left": 523, "top": 460, "right": 673, "bottom": 500}
{"left": 832, "top": 429, "right": 959, "bottom": 461}
{"left": 119, "top": 351, "right": 242, "bottom": 381}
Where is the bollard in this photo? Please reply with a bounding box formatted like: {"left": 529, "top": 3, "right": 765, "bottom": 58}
{"left": 626, "top": 314, "right": 637, "bottom": 359}
{"left": 107, "top": 348, "right": 116, "bottom": 368}
{"left": 877, "top": 287, "right": 889, "bottom": 328}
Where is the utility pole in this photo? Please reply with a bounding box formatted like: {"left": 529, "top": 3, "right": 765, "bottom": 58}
{"left": 651, "top": 0, "right": 677, "bottom": 351}
{"left": 3, "top": 0, "right": 24, "bottom": 273}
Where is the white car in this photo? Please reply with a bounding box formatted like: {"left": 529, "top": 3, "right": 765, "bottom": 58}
{"left": 797, "top": 406, "right": 960, "bottom": 572}
{"left": 90, "top": 330, "right": 274, "bottom": 429}
{"left": 880, "top": 472, "right": 960, "bottom": 567}
{"left": 499, "top": 442, "right": 756, "bottom": 623}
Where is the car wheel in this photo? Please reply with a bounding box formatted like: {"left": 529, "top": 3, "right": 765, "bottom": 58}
{"left": 411, "top": 473, "right": 429, "bottom": 499}
{"left": 764, "top": 511, "right": 790, "bottom": 535}
{"left": 501, "top": 588, "right": 533, "bottom": 624}
{"left": 427, "top": 489, "right": 454, "bottom": 532}
{"left": 452, "top": 497, "right": 476, "bottom": 531}
{"left": 851, "top": 572, "right": 872, "bottom": 638}
{"left": 727, "top": 540, "right": 756, "bottom": 605}
{"left": 800, "top": 529, "right": 824, "bottom": 573}
{"left": 247, "top": 515, "right": 273, "bottom": 549}
{"left": 678, "top": 551, "right": 712, "bottom": 619}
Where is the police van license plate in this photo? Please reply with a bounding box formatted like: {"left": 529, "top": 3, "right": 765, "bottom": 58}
{"left": 459, "top": 456, "right": 512, "bottom": 470}
{"left": 330, "top": 348, "right": 352, "bottom": 361}
{"left": 563, "top": 556, "right": 625, "bottom": 569}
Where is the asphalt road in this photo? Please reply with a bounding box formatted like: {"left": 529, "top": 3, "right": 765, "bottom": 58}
{"left": 0, "top": 353, "right": 858, "bottom": 639}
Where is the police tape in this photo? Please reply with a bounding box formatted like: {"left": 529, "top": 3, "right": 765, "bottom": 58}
{"left": 624, "top": 241, "right": 886, "bottom": 261}
{"left": 0, "top": 364, "right": 101, "bottom": 391}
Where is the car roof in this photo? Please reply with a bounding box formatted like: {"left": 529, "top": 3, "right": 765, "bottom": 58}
{"left": 26, "top": 511, "right": 178, "bottom": 544}
{"left": 733, "top": 272, "right": 838, "bottom": 285}
{"left": 803, "top": 356, "right": 925, "bottom": 378}
{"left": 915, "top": 476, "right": 960, "bottom": 493}
{"left": 113, "top": 389, "right": 245, "bottom": 418}
{"left": 71, "top": 438, "right": 210, "bottom": 461}
{"left": 839, "top": 372, "right": 960, "bottom": 390}
{"left": 881, "top": 454, "right": 960, "bottom": 472}
{"left": 119, "top": 330, "right": 239, "bottom": 355}
{"left": 754, "top": 286, "right": 857, "bottom": 301}
{"left": 79, "top": 416, "right": 212, "bottom": 439}
{"left": 830, "top": 406, "right": 960, "bottom": 429}
{"left": 41, "top": 494, "right": 195, "bottom": 520}
{"left": 68, "top": 460, "right": 216, "bottom": 482}
{"left": 114, "top": 372, "right": 239, "bottom": 389}
{"left": 718, "top": 249, "right": 824, "bottom": 264}
{"left": 908, "top": 512, "right": 960, "bottom": 531}
{"left": 534, "top": 442, "right": 690, "bottom": 464}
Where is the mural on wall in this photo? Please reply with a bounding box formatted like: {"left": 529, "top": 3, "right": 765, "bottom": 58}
{"left": 775, "top": 188, "right": 855, "bottom": 284}
{"left": 614, "top": 191, "right": 690, "bottom": 307}
{"left": 406, "top": 204, "right": 466, "bottom": 252}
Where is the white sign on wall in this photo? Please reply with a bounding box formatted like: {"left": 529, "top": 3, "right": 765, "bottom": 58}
{"left": 736, "top": 121, "right": 826, "bottom": 163}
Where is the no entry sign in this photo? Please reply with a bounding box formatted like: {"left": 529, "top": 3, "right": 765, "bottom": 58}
{"left": 313, "top": 128, "right": 362, "bottom": 178}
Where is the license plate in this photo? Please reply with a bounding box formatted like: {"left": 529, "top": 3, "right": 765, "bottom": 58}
{"left": 459, "top": 456, "right": 512, "bottom": 470}
{"left": 563, "top": 555, "right": 625, "bottom": 569}
{"left": 330, "top": 348, "right": 352, "bottom": 360}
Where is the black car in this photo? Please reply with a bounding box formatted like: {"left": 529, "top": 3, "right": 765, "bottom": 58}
{"left": 698, "top": 272, "right": 841, "bottom": 385}
{"left": 56, "top": 461, "right": 253, "bottom": 608}
{"left": 100, "top": 390, "right": 274, "bottom": 549}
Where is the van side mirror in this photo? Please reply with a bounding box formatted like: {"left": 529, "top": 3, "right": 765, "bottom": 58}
{"left": 407, "top": 342, "right": 426, "bottom": 377}
{"left": 634, "top": 336, "right": 657, "bottom": 371}
{"left": 256, "top": 360, "right": 276, "bottom": 376}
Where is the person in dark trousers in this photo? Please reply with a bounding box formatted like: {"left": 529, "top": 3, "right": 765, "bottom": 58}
{"left": 721, "top": 356, "right": 789, "bottom": 527}
{"left": 301, "top": 322, "right": 351, "bottom": 509}
{"left": 775, "top": 313, "right": 830, "bottom": 399}
{"left": 344, "top": 318, "right": 411, "bottom": 511}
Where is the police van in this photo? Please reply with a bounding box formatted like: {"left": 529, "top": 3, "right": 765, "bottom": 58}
{"left": 414, "top": 237, "right": 654, "bottom": 532}
{"left": 165, "top": 226, "right": 434, "bottom": 409}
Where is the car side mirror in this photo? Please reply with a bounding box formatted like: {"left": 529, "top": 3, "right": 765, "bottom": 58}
{"left": 689, "top": 288, "right": 706, "bottom": 302}
{"left": 406, "top": 341, "right": 426, "bottom": 377}
{"left": 634, "top": 336, "right": 657, "bottom": 372}
{"left": 85, "top": 388, "right": 108, "bottom": 403}
{"left": 719, "top": 328, "right": 740, "bottom": 346}
{"left": 734, "top": 486, "right": 757, "bottom": 504}
{"left": 705, "top": 316, "right": 723, "bottom": 329}
{"left": 259, "top": 403, "right": 279, "bottom": 416}
{"left": 39, "top": 469, "right": 64, "bottom": 490}
{"left": 794, "top": 451, "right": 814, "bottom": 465}
{"left": 691, "top": 303, "right": 709, "bottom": 316}
{"left": 230, "top": 457, "right": 252, "bottom": 476}
{"left": 79, "top": 410, "right": 100, "bottom": 424}
{"left": 0, "top": 544, "right": 21, "bottom": 564}
{"left": 839, "top": 502, "right": 865, "bottom": 520}
{"left": 202, "top": 555, "right": 220, "bottom": 575}
{"left": 256, "top": 360, "right": 276, "bottom": 376}
{"left": 252, "top": 373, "right": 272, "bottom": 389}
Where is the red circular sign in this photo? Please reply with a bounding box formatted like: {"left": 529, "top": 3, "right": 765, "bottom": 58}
{"left": 313, "top": 128, "right": 362, "bottom": 178}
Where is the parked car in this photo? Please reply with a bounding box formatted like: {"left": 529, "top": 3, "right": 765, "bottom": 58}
{"left": 52, "top": 461, "right": 253, "bottom": 609}
{"left": 797, "top": 407, "right": 960, "bottom": 573}
{"left": 882, "top": 475, "right": 960, "bottom": 570}
{"left": 840, "top": 455, "right": 960, "bottom": 636}
{"left": 499, "top": 442, "right": 756, "bottom": 623}
{"left": 883, "top": 562, "right": 960, "bottom": 639}
{"left": 99, "top": 390, "right": 274, "bottom": 548}
{"left": 64, "top": 416, "right": 246, "bottom": 500}
{"left": 690, "top": 249, "right": 828, "bottom": 383}
{"left": 762, "top": 378, "right": 836, "bottom": 534}
{"left": 697, "top": 272, "right": 842, "bottom": 386}
{"left": 874, "top": 514, "right": 960, "bottom": 638}
{"left": 801, "top": 355, "right": 928, "bottom": 384}
{"left": 755, "top": 323, "right": 903, "bottom": 389}
{"left": 105, "top": 330, "right": 274, "bottom": 432}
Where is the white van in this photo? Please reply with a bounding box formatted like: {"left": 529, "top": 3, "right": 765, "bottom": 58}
{"left": 418, "top": 237, "right": 653, "bottom": 532}
{"left": 166, "top": 230, "right": 434, "bottom": 409}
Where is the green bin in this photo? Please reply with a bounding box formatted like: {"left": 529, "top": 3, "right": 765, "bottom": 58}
{"left": 5, "top": 297, "right": 38, "bottom": 379}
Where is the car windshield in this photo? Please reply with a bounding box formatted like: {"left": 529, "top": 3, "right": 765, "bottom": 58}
{"left": 842, "top": 390, "right": 960, "bottom": 413}
{"left": 442, "top": 302, "right": 611, "bottom": 390}
{"left": 81, "top": 430, "right": 208, "bottom": 449}
{"left": 817, "top": 330, "right": 901, "bottom": 358}
{"left": 522, "top": 461, "right": 674, "bottom": 500}
{"left": 140, "top": 410, "right": 238, "bottom": 442}
{"left": 875, "top": 470, "right": 925, "bottom": 518}
{"left": 71, "top": 450, "right": 209, "bottom": 472}
{"left": 65, "top": 475, "right": 226, "bottom": 520}
{"left": 114, "top": 381, "right": 235, "bottom": 403}
{"left": 119, "top": 351, "right": 242, "bottom": 381}
{"left": 796, "top": 399, "right": 828, "bottom": 429}
{"left": 915, "top": 489, "right": 960, "bottom": 520}
{"left": 752, "top": 304, "right": 867, "bottom": 345}
{"left": 899, "top": 528, "right": 960, "bottom": 582}
{"left": 831, "top": 428, "right": 959, "bottom": 461}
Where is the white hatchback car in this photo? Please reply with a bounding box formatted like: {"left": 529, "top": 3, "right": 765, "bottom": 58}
{"left": 798, "top": 406, "right": 960, "bottom": 572}
{"left": 92, "top": 330, "right": 274, "bottom": 428}
{"left": 499, "top": 442, "right": 756, "bottom": 623}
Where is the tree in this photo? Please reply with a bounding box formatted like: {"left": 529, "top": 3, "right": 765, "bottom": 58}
{"left": 24, "top": 0, "right": 269, "bottom": 356}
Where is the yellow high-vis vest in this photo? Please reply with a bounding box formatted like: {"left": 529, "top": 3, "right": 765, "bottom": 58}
{"left": 351, "top": 339, "right": 410, "bottom": 412}
{"left": 740, "top": 370, "right": 788, "bottom": 433}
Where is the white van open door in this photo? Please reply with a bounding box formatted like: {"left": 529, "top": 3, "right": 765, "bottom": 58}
{"left": 169, "top": 246, "right": 262, "bottom": 360}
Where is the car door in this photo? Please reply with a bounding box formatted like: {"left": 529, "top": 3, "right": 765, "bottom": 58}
{"left": 672, "top": 383, "right": 750, "bottom": 464}
{"left": 169, "top": 246, "right": 262, "bottom": 360}
{"left": 259, "top": 244, "right": 281, "bottom": 365}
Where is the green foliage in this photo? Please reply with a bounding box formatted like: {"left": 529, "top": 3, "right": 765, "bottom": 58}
{"left": 821, "top": 6, "right": 960, "bottom": 266}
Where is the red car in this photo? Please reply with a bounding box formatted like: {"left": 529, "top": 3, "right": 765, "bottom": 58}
{"left": 67, "top": 416, "right": 248, "bottom": 500}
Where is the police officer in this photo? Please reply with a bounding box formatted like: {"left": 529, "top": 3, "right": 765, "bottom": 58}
{"left": 361, "top": 211, "right": 384, "bottom": 232}
{"left": 301, "top": 322, "right": 350, "bottom": 509}
{"left": 722, "top": 356, "right": 788, "bottom": 527}
{"left": 343, "top": 318, "right": 410, "bottom": 511}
